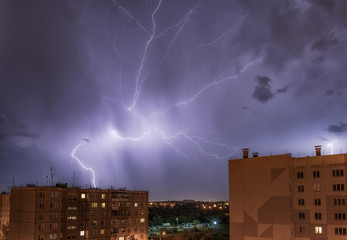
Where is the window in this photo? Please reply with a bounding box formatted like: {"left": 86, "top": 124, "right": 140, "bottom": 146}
{"left": 101, "top": 229, "right": 105, "bottom": 235}
{"left": 51, "top": 192, "right": 59, "bottom": 198}
{"left": 80, "top": 231, "right": 85, "bottom": 236}
{"left": 80, "top": 212, "right": 85, "bottom": 217}
{"left": 39, "top": 213, "right": 45, "bottom": 220}
{"left": 67, "top": 206, "right": 77, "bottom": 210}
{"left": 91, "top": 220, "right": 97, "bottom": 226}
{"left": 39, "top": 203, "right": 45, "bottom": 209}
{"left": 298, "top": 199, "right": 305, "bottom": 206}
{"left": 315, "top": 226, "right": 322, "bottom": 234}
{"left": 299, "top": 226, "right": 305, "bottom": 233}
{"left": 101, "top": 194, "right": 106, "bottom": 199}
{"left": 297, "top": 172, "right": 304, "bottom": 179}
{"left": 81, "top": 193, "right": 86, "bottom": 199}
{"left": 38, "top": 224, "right": 44, "bottom": 231}
{"left": 92, "top": 193, "right": 97, "bottom": 199}
{"left": 333, "top": 169, "right": 344, "bottom": 177}
{"left": 134, "top": 203, "right": 138, "bottom": 207}
{"left": 101, "top": 202, "right": 106, "bottom": 208}
{"left": 140, "top": 218, "right": 145, "bottom": 223}
{"left": 334, "top": 198, "right": 346, "bottom": 206}
{"left": 67, "top": 216, "right": 77, "bottom": 220}
{"left": 335, "top": 228, "right": 347, "bottom": 235}
{"left": 313, "top": 171, "right": 320, "bottom": 178}
{"left": 80, "top": 222, "right": 85, "bottom": 227}
{"left": 39, "top": 192, "right": 45, "bottom": 198}
{"left": 313, "top": 184, "right": 321, "bottom": 192}
{"left": 298, "top": 185, "right": 304, "bottom": 192}
{"left": 334, "top": 213, "right": 346, "bottom": 220}
{"left": 91, "top": 230, "right": 96, "bottom": 236}
{"left": 314, "top": 198, "right": 321, "bottom": 206}
{"left": 50, "top": 223, "right": 57, "bottom": 230}
{"left": 50, "top": 212, "right": 58, "bottom": 220}
{"left": 67, "top": 225, "right": 76, "bottom": 230}
{"left": 91, "top": 212, "right": 97, "bottom": 217}
{"left": 50, "top": 202, "right": 58, "bottom": 209}
{"left": 49, "top": 233, "right": 57, "bottom": 240}
{"left": 315, "top": 212, "right": 322, "bottom": 220}
{"left": 333, "top": 184, "right": 345, "bottom": 191}
{"left": 91, "top": 202, "right": 98, "bottom": 208}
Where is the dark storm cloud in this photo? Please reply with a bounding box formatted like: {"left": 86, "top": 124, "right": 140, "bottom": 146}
{"left": 252, "top": 76, "right": 274, "bottom": 103}
{"left": 1, "top": 0, "right": 347, "bottom": 200}
{"left": 0, "top": 113, "right": 38, "bottom": 140}
{"left": 325, "top": 88, "right": 334, "bottom": 96}
{"left": 277, "top": 86, "right": 289, "bottom": 94}
{"left": 311, "top": 37, "right": 338, "bottom": 52}
{"left": 327, "top": 121, "right": 347, "bottom": 134}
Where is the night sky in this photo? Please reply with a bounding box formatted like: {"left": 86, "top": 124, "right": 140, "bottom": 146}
{"left": 1, "top": 0, "right": 347, "bottom": 200}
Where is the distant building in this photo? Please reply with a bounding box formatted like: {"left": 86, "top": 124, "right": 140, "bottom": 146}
{"left": 229, "top": 146, "right": 347, "bottom": 239}
{"left": 0, "top": 192, "right": 10, "bottom": 237}
{"left": 9, "top": 185, "right": 148, "bottom": 240}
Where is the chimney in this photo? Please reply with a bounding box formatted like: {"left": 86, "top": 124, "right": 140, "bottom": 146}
{"left": 242, "top": 148, "right": 249, "bottom": 159}
{"left": 314, "top": 145, "right": 322, "bottom": 156}
{"left": 252, "top": 152, "right": 259, "bottom": 158}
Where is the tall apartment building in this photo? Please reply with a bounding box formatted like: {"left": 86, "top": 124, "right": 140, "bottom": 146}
{"left": 0, "top": 193, "right": 10, "bottom": 237}
{"left": 9, "top": 185, "right": 148, "bottom": 240}
{"left": 229, "top": 146, "right": 347, "bottom": 240}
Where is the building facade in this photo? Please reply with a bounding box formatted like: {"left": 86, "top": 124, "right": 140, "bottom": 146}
{"left": 229, "top": 146, "right": 347, "bottom": 240}
{"left": 9, "top": 185, "right": 148, "bottom": 240}
{"left": 0, "top": 193, "right": 10, "bottom": 238}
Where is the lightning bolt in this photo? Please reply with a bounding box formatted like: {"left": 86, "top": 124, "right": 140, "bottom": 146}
{"left": 160, "top": 0, "right": 202, "bottom": 62}
{"left": 72, "top": 1, "right": 258, "bottom": 184}
{"left": 71, "top": 140, "right": 96, "bottom": 188}
{"left": 147, "top": 57, "right": 263, "bottom": 120}
{"left": 129, "top": 0, "right": 162, "bottom": 110}
{"left": 327, "top": 141, "right": 336, "bottom": 154}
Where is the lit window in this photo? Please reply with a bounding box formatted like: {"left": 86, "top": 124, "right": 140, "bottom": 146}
{"left": 81, "top": 193, "right": 86, "bottom": 199}
{"left": 140, "top": 218, "right": 145, "bottom": 223}
{"left": 101, "top": 202, "right": 106, "bottom": 208}
{"left": 315, "top": 226, "right": 322, "bottom": 234}
{"left": 80, "top": 231, "right": 85, "bottom": 236}
{"left": 101, "top": 194, "right": 106, "bottom": 199}
{"left": 67, "top": 216, "right": 77, "bottom": 220}
{"left": 313, "top": 184, "right": 321, "bottom": 192}
{"left": 134, "top": 203, "right": 138, "bottom": 207}
{"left": 101, "top": 229, "right": 105, "bottom": 235}
{"left": 92, "top": 202, "right": 98, "bottom": 208}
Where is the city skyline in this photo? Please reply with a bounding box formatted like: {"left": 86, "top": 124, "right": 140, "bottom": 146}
{"left": 1, "top": 0, "right": 347, "bottom": 200}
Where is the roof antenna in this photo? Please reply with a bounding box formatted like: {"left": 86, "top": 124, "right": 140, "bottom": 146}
{"left": 50, "top": 167, "right": 55, "bottom": 187}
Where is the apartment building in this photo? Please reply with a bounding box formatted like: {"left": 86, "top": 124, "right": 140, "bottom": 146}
{"left": 229, "top": 146, "right": 347, "bottom": 240}
{"left": 9, "top": 185, "right": 148, "bottom": 240}
{"left": 0, "top": 193, "right": 10, "bottom": 238}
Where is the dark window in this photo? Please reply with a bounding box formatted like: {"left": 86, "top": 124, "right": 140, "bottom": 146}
{"left": 297, "top": 172, "right": 304, "bottom": 179}
{"left": 314, "top": 198, "right": 321, "bottom": 206}
{"left": 313, "top": 171, "right": 320, "bottom": 178}
{"left": 315, "top": 212, "right": 322, "bottom": 220}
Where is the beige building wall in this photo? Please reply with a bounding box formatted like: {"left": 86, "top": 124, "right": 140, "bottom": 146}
{"left": 229, "top": 149, "right": 347, "bottom": 239}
